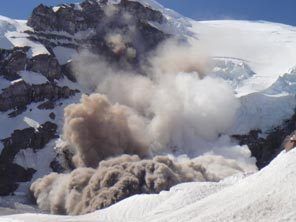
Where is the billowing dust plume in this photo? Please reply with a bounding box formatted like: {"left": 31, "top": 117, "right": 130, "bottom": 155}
{"left": 70, "top": 41, "right": 241, "bottom": 156}
{"left": 31, "top": 154, "right": 247, "bottom": 215}
{"left": 31, "top": 32, "right": 256, "bottom": 215}
{"left": 63, "top": 94, "right": 150, "bottom": 168}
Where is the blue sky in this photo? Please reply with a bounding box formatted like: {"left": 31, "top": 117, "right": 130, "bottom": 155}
{"left": 1, "top": 0, "right": 295, "bottom": 26}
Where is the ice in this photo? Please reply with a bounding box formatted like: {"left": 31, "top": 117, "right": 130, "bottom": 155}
{"left": 23, "top": 117, "right": 40, "bottom": 131}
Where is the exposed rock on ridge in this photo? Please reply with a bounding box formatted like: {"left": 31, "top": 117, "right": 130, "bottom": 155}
{"left": 26, "top": 0, "right": 169, "bottom": 68}
{"left": 0, "top": 80, "right": 78, "bottom": 112}
{"left": 0, "top": 0, "right": 170, "bottom": 196}
{"left": 0, "top": 122, "right": 57, "bottom": 195}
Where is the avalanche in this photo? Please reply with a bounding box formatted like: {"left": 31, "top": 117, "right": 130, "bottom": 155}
{"left": 2, "top": 149, "right": 296, "bottom": 222}
{"left": 1, "top": 0, "right": 296, "bottom": 221}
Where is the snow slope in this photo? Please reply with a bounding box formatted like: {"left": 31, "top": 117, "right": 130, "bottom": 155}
{"left": 193, "top": 20, "right": 296, "bottom": 96}
{"left": 0, "top": 15, "right": 49, "bottom": 56}
{"left": 189, "top": 20, "right": 296, "bottom": 134}
{"left": 2, "top": 149, "right": 295, "bottom": 222}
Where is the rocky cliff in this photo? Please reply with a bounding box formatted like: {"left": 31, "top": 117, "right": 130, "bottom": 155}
{"left": 0, "top": 0, "right": 170, "bottom": 195}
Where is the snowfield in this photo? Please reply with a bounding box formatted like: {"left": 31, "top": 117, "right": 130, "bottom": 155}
{"left": 0, "top": 15, "right": 49, "bottom": 56}
{"left": 1, "top": 149, "right": 296, "bottom": 222}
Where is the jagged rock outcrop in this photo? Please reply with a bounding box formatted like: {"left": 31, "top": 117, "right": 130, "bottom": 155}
{"left": 28, "top": 0, "right": 163, "bottom": 34}
{"left": 0, "top": 0, "right": 170, "bottom": 197}
{"left": 26, "top": 0, "right": 169, "bottom": 68}
{"left": 0, "top": 48, "right": 63, "bottom": 81}
{"left": 27, "top": 54, "right": 62, "bottom": 81}
{"left": 0, "top": 122, "right": 57, "bottom": 195}
{"left": 0, "top": 47, "right": 29, "bottom": 81}
{"left": 233, "top": 113, "right": 296, "bottom": 169}
{"left": 0, "top": 80, "right": 78, "bottom": 112}
{"left": 0, "top": 164, "right": 36, "bottom": 196}
{"left": 61, "top": 62, "right": 77, "bottom": 82}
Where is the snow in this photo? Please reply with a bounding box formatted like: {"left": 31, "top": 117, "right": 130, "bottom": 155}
{"left": 13, "top": 148, "right": 37, "bottom": 171}
{"left": 0, "top": 102, "right": 52, "bottom": 140}
{"left": 192, "top": 20, "right": 296, "bottom": 96}
{"left": 0, "top": 90, "right": 81, "bottom": 140}
{"left": 2, "top": 149, "right": 296, "bottom": 222}
{"left": 0, "top": 76, "right": 11, "bottom": 91}
{"left": 14, "top": 140, "right": 58, "bottom": 195}
{"left": 23, "top": 117, "right": 40, "bottom": 131}
{"left": 1, "top": 1, "right": 296, "bottom": 221}
{"left": 52, "top": 6, "right": 61, "bottom": 13}
{"left": 0, "top": 91, "right": 82, "bottom": 193}
{"left": 119, "top": 0, "right": 194, "bottom": 37}
{"left": 5, "top": 30, "right": 50, "bottom": 57}
{"left": 52, "top": 46, "right": 77, "bottom": 65}
{"left": 73, "top": 3, "right": 82, "bottom": 11}
{"left": 0, "top": 16, "right": 49, "bottom": 57}
{"left": 55, "top": 76, "right": 87, "bottom": 93}
{"left": 208, "top": 58, "right": 255, "bottom": 90}
{"left": 0, "top": 16, "right": 16, "bottom": 49}
{"left": 18, "top": 71, "right": 49, "bottom": 85}
{"left": 264, "top": 67, "right": 296, "bottom": 95}
{"left": 231, "top": 93, "right": 296, "bottom": 134}
{"left": 187, "top": 20, "right": 296, "bottom": 134}
{"left": 10, "top": 79, "right": 23, "bottom": 85}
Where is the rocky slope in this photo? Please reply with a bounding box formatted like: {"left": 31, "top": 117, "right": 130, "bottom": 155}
{"left": 0, "top": 0, "right": 172, "bottom": 195}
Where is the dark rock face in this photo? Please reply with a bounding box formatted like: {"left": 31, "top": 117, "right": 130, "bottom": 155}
{"left": 0, "top": 47, "right": 29, "bottom": 81}
{"left": 26, "top": 0, "right": 169, "bottom": 68}
{"left": 0, "top": 122, "right": 58, "bottom": 164}
{"left": 0, "top": 122, "right": 57, "bottom": 195}
{"left": 61, "top": 62, "right": 77, "bottom": 82}
{"left": 27, "top": 54, "right": 62, "bottom": 81}
{"left": 0, "top": 0, "right": 170, "bottom": 197}
{"left": 28, "top": 0, "right": 163, "bottom": 34}
{"left": 0, "top": 80, "right": 78, "bottom": 112}
{"left": 0, "top": 48, "right": 63, "bottom": 81}
{"left": 49, "top": 159, "right": 64, "bottom": 173}
{"left": 233, "top": 114, "right": 296, "bottom": 169}
{"left": 38, "top": 101, "right": 55, "bottom": 110}
{"left": 8, "top": 106, "right": 27, "bottom": 118}
{"left": 0, "top": 164, "right": 36, "bottom": 196}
